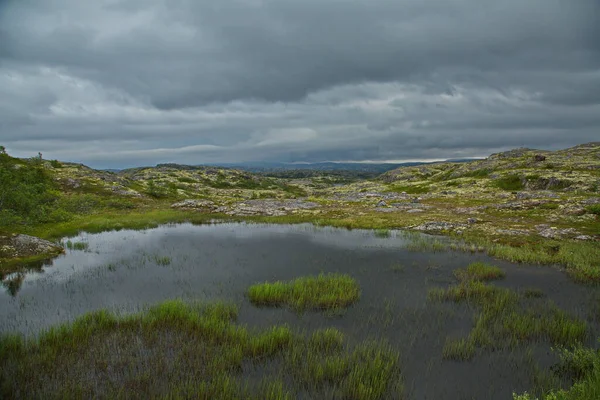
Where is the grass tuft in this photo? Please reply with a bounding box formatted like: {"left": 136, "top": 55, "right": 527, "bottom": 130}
{"left": 0, "top": 300, "right": 402, "bottom": 399}
{"left": 247, "top": 273, "right": 361, "bottom": 312}
{"left": 453, "top": 262, "right": 505, "bottom": 282}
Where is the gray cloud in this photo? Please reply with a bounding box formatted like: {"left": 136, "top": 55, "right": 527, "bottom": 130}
{"left": 0, "top": 0, "right": 599, "bottom": 168}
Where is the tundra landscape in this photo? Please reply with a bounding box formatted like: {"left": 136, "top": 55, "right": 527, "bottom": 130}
{"left": 1, "top": 143, "right": 599, "bottom": 399}
{"left": 2, "top": 0, "right": 600, "bottom": 398}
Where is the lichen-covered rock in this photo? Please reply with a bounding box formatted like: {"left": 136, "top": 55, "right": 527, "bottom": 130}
{"left": 171, "top": 199, "right": 216, "bottom": 210}
{"left": 0, "top": 234, "right": 64, "bottom": 260}
{"left": 412, "top": 221, "right": 467, "bottom": 233}
{"left": 224, "top": 199, "right": 318, "bottom": 216}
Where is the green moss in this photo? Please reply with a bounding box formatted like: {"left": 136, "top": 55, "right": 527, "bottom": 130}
{"left": 247, "top": 273, "right": 361, "bottom": 312}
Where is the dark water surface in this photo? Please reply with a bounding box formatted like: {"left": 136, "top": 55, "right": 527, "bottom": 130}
{"left": 1, "top": 223, "right": 598, "bottom": 399}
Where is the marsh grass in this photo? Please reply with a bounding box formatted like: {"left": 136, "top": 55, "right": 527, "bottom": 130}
{"left": 513, "top": 343, "right": 600, "bottom": 400}
{"left": 0, "top": 300, "right": 402, "bottom": 399}
{"left": 65, "top": 240, "right": 89, "bottom": 251}
{"left": 374, "top": 228, "right": 391, "bottom": 238}
{"left": 430, "top": 267, "right": 588, "bottom": 360}
{"left": 443, "top": 338, "right": 476, "bottom": 361}
{"left": 453, "top": 262, "right": 505, "bottom": 282}
{"left": 152, "top": 255, "right": 172, "bottom": 266}
{"left": 247, "top": 273, "right": 360, "bottom": 312}
{"left": 458, "top": 235, "right": 600, "bottom": 284}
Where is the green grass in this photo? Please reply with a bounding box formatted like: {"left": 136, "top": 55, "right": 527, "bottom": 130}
{"left": 0, "top": 300, "right": 402, "bottom": 399}
{"left": 65, "top": 240, "right": 89, "bottom": 251}
{"left": 443, "top": 338, "right": 476, "bottom": 360}
{"left": 586, "top": 205, "right": 600, "bottom": 216}
{"left": 429, "top": 271, "right": 588, "bottom": 356}
{"left": 513, "top": 343, "right": 600, "bottom": 400}
{"left": 494, "top": 174, "right": 525, "bottom": 191}
{"left": 458, "top": 235, "right": 600, "bottom": 284}
{"left": 247, "top": 273, "right": 361, "bottom": 312}
{"left": 374, "top": 229, "right": 391, "bottom": 238}
{"left": 387, "top": 183, "right": 431, "bottom": 194}
{"left": 153, "top": 255, "right": 172, "bottom": 266}
{"left": 453, "top": 262, "right": 505, "bottom": 282}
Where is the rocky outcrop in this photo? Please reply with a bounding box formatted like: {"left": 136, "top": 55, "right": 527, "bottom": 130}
{"left": 171, "top": 199, "right": 217, "bottom": 210}
{"left": 0, "top": 234, "right": 64, "bottom": 260}
{"left": 221, "top": 199, "right": 318, "bottom": 216}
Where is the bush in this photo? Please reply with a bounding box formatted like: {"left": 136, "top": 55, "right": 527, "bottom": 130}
{"left": 494, "top": 175, "right": 525, "bottom": 191}
{"left": 0, "top": 150, "right": 60, "bottom": 226}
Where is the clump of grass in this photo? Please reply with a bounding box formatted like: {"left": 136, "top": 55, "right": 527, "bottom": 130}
{"left": 429, "top": 275, "right": 588, "bottom": 358}
{"left": 153, "top": 255, "right": 172, "bottom": 266}
{"left": 247, "top": 273, "right": 360, "bottom": 312}
{"left": 65, "top": 240, "right": 89, "bottom": 251}
{"left": 453, "top": 262, "right": 505, "bottom": 282}
{"left": 0, "top": 300, "right": 403, "bottom": 399}
{"left": 522, "top": 288, "right": 545, "bottom": 299}
{"left": 586, "top": 204, "right": 600, "bottom": 216}
{"left": 374, "top": 229, "right": 391, "bottom": 238}
{"left": 308, "top": 328, "right": 345, "bottom": 352}
{"left": 388, "top": 264, "right": 405, "bottom": 273}
{"left": 443, "top": 338, "right": 476, "bottom": 361}
{"left": 494, "top": 174, "right": 525, "bottom": 191}
{"left": 513, "top": 342, "right": 600, "bottom": 400}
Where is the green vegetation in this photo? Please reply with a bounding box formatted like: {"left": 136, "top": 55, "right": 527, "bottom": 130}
{"left": 494, "top": 174, "right": 525, "bottom": 191}
{"left": 429, "top": 270, "right": 588, "bottom": 359}
{"left": 374, "top": 228, "right": 391, "bottom": 238}
{"left": 513, "top": 344, "right": 600, "bottom": 400}
{"left": 0, "top": 300, "right": 402, "bottom": 399}
{"left": 387, "top": 183, "right": 431, "bottom": 194}
{"left": 586, "top": 205, "right": 600, "bottom": 216}
{"left": 443, "top": 338, "right": 476, "bottom": 361}
{"left": 0, "top": 151, "right": 61, "bottom": 227}
{"left": 65, "top": 240, "right": 89, "bottom": 251}
{"left": 153, "top": 255, "right": 172, "bottom": 266}
{"left": 453, "top": 262, "right": 505, "bottom": 282}
{"left": 247, "top": 273, "right": 361, "bottom": 312}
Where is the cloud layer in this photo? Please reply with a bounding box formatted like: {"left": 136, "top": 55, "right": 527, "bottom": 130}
{"left": 1, "top": 0, "right": 599, "bottom": 167}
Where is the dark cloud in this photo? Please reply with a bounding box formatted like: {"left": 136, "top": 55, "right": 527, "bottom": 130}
{"left": 0, "top": 0, "right": 599, "bottom": 168}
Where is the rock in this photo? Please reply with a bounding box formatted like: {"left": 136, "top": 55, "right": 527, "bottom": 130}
{"left": 495, "top": 229, "right": 530, "bottom": 236}
{"left": 565, "top": 208, "right": 586, "bottom": 216}
{"left": 467, "top": 218, "right": 478, "bottom": 224}
{"left": 111, "top": 186, "right": 143, "bottom": 197}
{"left": 581, "top": 197, "right": 600, "bottom": 205}
{"left": 534, "top": 154, "right": 547, "bottom": 162}
{"left": 65, "top": 178, "right": 81, "bottom": 188}
{"left": 407, "top": 209, "right": 425, "bottom": 213}
{"left": 376, "top": 200, "right": 387, "bottom": 207}
{"left": 224, "top": 199, "right": 318, "bottom": 216}
{"left": 0, "top": 234, "right": 64, "bottom": 260}
{"left": 535, "top": 225, "right": 580, "bottom": 239}
{"left": 171, "top": 199, "right": 216, "bottom": 210}
{"left": 574, "top": 235, "right": 593, "bottom": 241}
{"left": 413, "top": 221, "right": 467, "bottom": 233}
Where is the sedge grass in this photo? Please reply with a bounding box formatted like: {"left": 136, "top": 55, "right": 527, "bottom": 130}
{"left": 0, "top": 300, "right": 402, "bottom": 399}
{"left": 247, "top": 273, "right": 361, "bottom": 312}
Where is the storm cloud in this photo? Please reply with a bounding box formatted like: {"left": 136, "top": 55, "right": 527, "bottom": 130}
{"left": 1, "top": 0, "right": 599, "bottom": 167}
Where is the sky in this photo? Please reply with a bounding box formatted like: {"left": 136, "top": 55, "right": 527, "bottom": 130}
{"left": 1, "top": 0, "right": 599, "bottom": 168}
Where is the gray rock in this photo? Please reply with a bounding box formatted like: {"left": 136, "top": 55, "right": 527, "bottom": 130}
{"left": 376, "top": 200, "right": 387, "bottom": 207}
{"left": 0, "top": 234, "right": 63, "bottom": 259}
{"left": 413, "top": 221, "right": 467, "bottom": 233}
{"left": 171, "top": 199, "right": 216, "bottom": 209}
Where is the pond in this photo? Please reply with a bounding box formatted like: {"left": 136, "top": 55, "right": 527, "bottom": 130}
{"left": 1, "top": 223, "right": 598, "bottom": 399}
